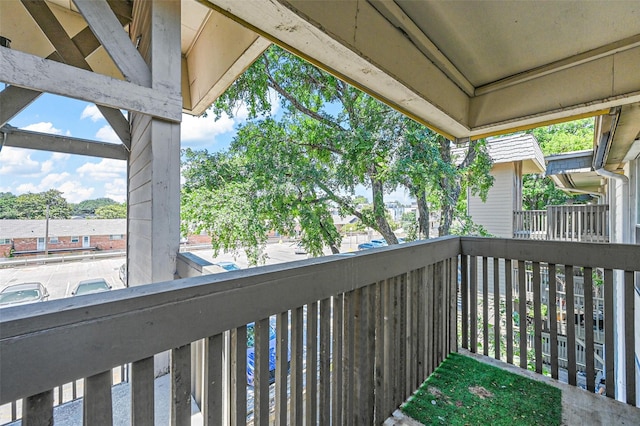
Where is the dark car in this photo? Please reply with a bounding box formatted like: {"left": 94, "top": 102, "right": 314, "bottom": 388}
{"left": 246, "top": 318, "right": 290, "bottom": 386}
{"left": 71, "top": 278, "right": 112, "bottom": 296}
{"left": 0, "top": 282, "right": 49, "bottom": 307}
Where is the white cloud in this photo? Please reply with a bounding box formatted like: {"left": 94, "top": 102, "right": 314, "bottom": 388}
{"left": 76, "top": 158, "right": 126, "bottom": 180}
{"left": 21, "top": 122, "right": 63, "bottom": 135}
{"left": 57, "top": 181, "right": 95, "bottom": 203}
{"left": 95, "top": 125, "right": 120, "bottom": 143}
{"left": 80, "top": 105, "right": 104, "bottom": 122}
{"left": 181, "top": 112, "right": 237, "bottom": 142}
{"left": 16, "top": 172, "right": 70, "bottom": 193}
{"left": 104, "top": 178, "right": 126, "bottom": 203}
{"left": 0, "top": 147, "right": 41, "bottom": 176}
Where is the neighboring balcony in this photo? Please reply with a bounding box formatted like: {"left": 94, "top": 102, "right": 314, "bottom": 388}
{"left": 0, "top": 237, "right": 637, "bottom": 425}
{"left": 514, "top": 204, "right": 609, "bottom": 242}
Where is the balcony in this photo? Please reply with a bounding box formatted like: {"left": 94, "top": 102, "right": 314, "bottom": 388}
{"left": 514, "top": 205, "right": 609, "bottom": 242}
{"left": 0, "top": 237, "right": 637, "bottom": 425}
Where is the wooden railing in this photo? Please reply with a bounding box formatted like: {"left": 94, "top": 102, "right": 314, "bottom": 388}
{"left": 513, "top": 205, "right": 609, "bottom": 242}
{"left": 1, "top": 237, "right": 637, "bottom": 425}
{"left": 459, "top": 238, "right": 637, "bottom": 405}
{"left": 0, "top": 238, "right": 459, "bottom": 425}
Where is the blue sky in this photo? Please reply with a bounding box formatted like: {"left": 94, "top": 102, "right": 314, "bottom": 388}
{"left": 0, "top": 93, "right": 250, "bottom": 203}
{"left": 1, "top": 92, "right": 412, "bottom": 205}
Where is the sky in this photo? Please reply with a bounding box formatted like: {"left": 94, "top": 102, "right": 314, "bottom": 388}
{"left": 0, "top": 92, "right": 413, "bottom": 205}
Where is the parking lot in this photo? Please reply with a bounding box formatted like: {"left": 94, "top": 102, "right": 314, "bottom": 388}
{"left": 0, "top": 236, "right": 369, "bottom": 301}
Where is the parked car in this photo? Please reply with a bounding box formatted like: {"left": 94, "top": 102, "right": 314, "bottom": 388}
{"left": 119, "top": 263, "right": 127, "bottom": 286}
{"left": 213, "top": 261, "right": 241, "bottom": 271}
{"left": 0, "top": 282, "right": 49, "bottom": 307}
{"left": 357, "top": 242, "right": 376, "bottom": 250}
{"left": 70, "top": 278, "right": 112, "bottom": 296}
{"left": 246, "top": 318, "right": 289, "bottom": 386}
{"left": 294, "top": 242, "right": 307, "bottom": 254}
{"left": 369, "top": 239, "right": 388, "bottom": 247}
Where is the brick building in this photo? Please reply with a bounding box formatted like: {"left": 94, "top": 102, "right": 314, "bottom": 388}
{"left": 0, "top": 219, "right": 127, "bottom": 257}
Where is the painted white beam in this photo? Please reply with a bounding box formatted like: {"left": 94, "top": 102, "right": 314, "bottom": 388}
{"left": 1, "top": 126, "right": 128, "bottom": 160}
{"left": 0, "top": 47, "right": 182, "bottom": 122}
{"left": 73, "top": 0, "right": 151, "bottom": 87}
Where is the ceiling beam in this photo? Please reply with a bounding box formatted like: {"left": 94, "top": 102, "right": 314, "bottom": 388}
{"left": 1, "top": 126, "right": 128, "bottom": 160}
{"left": 73, "top": 0, "right": 151, "bottom": 87}
{"left": 0, "top": 86, "right": 41, "bottom": 127}
{"left": 0, "top": 47, "right": 181, "bottom": 122}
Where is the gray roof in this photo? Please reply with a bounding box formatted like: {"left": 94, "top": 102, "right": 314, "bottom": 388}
{"left": 545, "top": 150, "right": 593, "bottom": 176}
{"left": 0, "top": 219, "right": 126, "bottom": 239}
{"left": 452, "top": 133, "right": 546, "bottom": 173}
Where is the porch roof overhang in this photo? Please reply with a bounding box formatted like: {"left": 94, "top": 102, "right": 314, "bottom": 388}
{"left": 545, "top": 150, "right": 603, "bottom": 194}
{"left": 1, "top": 1, "right": 639, "bottom": 141}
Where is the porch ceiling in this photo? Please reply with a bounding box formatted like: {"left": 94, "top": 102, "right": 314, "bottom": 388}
{"left": 2, "top": 0, "right": 639, "bottom": 142}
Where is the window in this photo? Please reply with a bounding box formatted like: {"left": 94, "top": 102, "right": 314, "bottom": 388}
{"left": 49, "top": 236, "right": 59, "bottom": 244}
{"left": 109, "top": 234, "right": 124, "bottom": 240}
{"left": 71, "top": 236, "right": 79, "bottom": 243}
{"left": 0, "top": 238, "right": 11, "bottom": 245}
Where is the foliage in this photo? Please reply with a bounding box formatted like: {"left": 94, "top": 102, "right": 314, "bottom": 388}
{"left": 72, "top": 198, "right": 118, "bottom": 216}
{"left": 95, "top": 203, "right": 127, "bottom": 219}
{"left": 10, "top": 190, "right": 72, "bottom": 219}
{"left": 402, "top": 353, "right": 561, "bottom": 426}
{"left": 522, "top": 118, "right": 596, "bottom": 209}
{"left": 0, "top": 192, "right": 19, "bottom": 219}
{"left": 182, "top": 45, "right": 494, "bottom": 262}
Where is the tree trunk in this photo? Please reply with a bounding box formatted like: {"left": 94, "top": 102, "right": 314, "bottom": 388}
{"left": 416, "top": 191, "right": 430, "bottom": 239}
{"left": 371, "top": 177, "right": 399, "bottom": 244}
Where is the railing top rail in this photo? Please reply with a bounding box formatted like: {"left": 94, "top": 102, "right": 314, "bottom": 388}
{"left": 0, "top": 236, "right": 459, "bottom": 403}
{"left": 460, "top": 237, "right": 639, "bottom": 271}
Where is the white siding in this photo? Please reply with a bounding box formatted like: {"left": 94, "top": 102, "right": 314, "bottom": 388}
{"left": 468, "top": 163, "right": 515, "bottom": 238}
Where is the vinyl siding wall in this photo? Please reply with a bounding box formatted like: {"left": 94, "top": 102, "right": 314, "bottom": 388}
{"left": 468, "top": 163, "right": 516, "bottom": 238}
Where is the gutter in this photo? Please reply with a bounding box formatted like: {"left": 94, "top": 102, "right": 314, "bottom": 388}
{"left": 593, "top": 107, "right": 630, "bottom": 243}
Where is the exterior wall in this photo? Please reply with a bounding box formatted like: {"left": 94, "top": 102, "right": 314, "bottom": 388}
{"left": 0, "top": 243, "right": 11, "bottom": 257}
{"left": 468, "top": 162, "right": 516, "bottom": 238}
{"left": 6, "top": 236, "right": 127, "bottom": 257}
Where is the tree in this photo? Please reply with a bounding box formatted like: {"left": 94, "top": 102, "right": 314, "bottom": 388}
{"left": 95, "top": 203, "right": 127, "bottom": 219}
{"left": 182, "top": 45, "right": 493, "bottom": 263}
{"left": 0, "top": 192, "right": 19, "bottom": 219}
{"left": 72, "top": 198, "right": 117, "bottom": 216}
{"left": 14, "top": 190, "right": 72, "bottom": 219}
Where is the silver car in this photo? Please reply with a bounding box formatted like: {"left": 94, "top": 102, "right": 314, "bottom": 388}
{"left": 0, "top": 282, "right": 49, "bottom": 307}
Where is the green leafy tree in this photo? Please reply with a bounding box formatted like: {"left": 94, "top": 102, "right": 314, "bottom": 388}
{"left": 0, "top": 192, "right": 19, "bottom": 219}
{"left": 72, "top": 198, "right": 117, "bottom": 216}
{"left": 14, "top": 190, "right": 72, "bottom": 219}
{"left": 522, "top": 118, "right": 595, "bottom": 210}
{"left": 95, "top": 203, "right": 127, "bottom": 219}
{"left": 182, "top": 46, "right": 493, "bottom": 262}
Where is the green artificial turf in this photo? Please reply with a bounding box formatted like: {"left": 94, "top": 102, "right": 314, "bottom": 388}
{"left": 402, "top": 353, "right": 562, "bottom": 426}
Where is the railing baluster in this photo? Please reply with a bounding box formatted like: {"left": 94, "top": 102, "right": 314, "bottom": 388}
{"left": 319, "top": 298, "right": 331, "bottom": 425}
{"left": 131, "top": 356, "right": 154, "bottom": 425}
{"left": 584, "top": 267, "right": 595, "bottom": 392}
{"left": 332, "top": 295, "right": 343, "bottom": 426}
{"left": 305, "top": 301, "right": 318, "bottom": 426}
{"left": 505, "top": 259, "right": 513, "bottom": 365}
{"left": 383, "top": 278, "right": 394, "bottom": 417}
{"left": 624, "top": 271, "right": 636, "bottom": 406}
{"left": 22, "top": 390, "right": 53, "bottom": 426}
{"left": 482, "top": 257, "right": 489, "bottom": 356}
{"left": 449, "top": 258, "right": 458, "bottom": 356}
{"left": 203, "top": 333, "right": 223, "bottom": 426}
{"left": 231, "top": 326, "right": 247, "bottom": 425}
{"left": 408, "top": 271, "right": 418, "bottom": 394}
{"left": 374, "top": 282, "right": 385, "bottom": 426}
{"left": 548, "top": 264, "right": 559, "bottom": 379}
{"left": 604, "top": 269, "right": 615, "bottom": 399}
{"left": 398, "top": 274, "right": 407, "bottom": 401}
{"left": 254, "top": 318, "right": 270, "bottom": 425}
{"left": 342, "top": 292, "right": 354, "bottom": 423}
{"left": 533, "top": 262, "right": 543, "bottom": 374}
{"left": 275, "top": 311, "right": 289, "bottom": 426}
{"left": 290, "top": 307, "right": 303, "bottom": 426}
{"left": 85, "top": 370, "right": 113, "bottom": 426}
{"left": 518, "top": 260, "right": 527, "bottom": 369}
{"left": 565, "top": 266, "right": 577, "bottom": 386}
{"left": 171, "top": 344, "right": 191, "bottom": 426}
{"left": 461, "top": 255, "right": 469, "bottom": 350}
{"left": 470, "top": 256, "right": 478, "bottom": 354}
{"left": 493, "top": 257, "right": 501, "bottom": 360}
